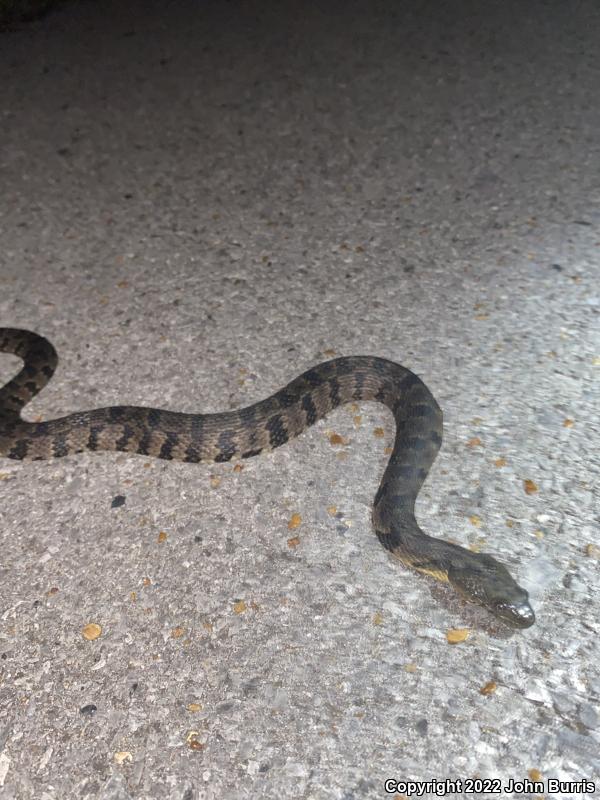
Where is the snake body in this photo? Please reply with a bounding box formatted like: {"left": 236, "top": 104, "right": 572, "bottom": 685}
{"left": 0, "top": 329, "right": 534, "bottom": 627}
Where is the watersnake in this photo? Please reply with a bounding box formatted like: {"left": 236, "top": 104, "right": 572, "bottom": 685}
{"left": 0, "top": 328, "right": 535, "bottom": 628}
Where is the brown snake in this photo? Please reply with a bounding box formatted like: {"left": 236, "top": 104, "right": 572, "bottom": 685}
{"left": 0, "top": 329, "right": 534, "bottom": 627}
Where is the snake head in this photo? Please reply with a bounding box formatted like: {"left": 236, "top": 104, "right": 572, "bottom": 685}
{"left": 447, "top": 552, "right": 535, "bottom": 628}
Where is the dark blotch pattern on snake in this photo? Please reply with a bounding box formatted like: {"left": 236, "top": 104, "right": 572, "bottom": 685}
{"left": 0, "top": 328, "right": 534, "bottom": 628}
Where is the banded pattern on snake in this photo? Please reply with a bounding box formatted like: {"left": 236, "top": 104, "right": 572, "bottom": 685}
{"left": 0, "top": 328, "right": 534, "bottom": 627}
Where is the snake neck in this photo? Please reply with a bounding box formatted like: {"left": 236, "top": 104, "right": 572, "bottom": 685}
{"left": 373, "top": 506, "right": 454, "bottom": 584}
{"left": 372, "top": 380, "right": 443, "bottom": 541}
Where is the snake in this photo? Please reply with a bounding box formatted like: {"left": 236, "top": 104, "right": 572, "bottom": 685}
{"left": 0, "top": 328, "right": 535, "bottom": 628}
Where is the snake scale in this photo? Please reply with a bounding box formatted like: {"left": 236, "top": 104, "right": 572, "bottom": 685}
{"left": 0, "top": 328, "right": 534, "bottom": 628}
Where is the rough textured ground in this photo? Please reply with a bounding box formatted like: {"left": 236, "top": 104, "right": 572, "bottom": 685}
{"left": 1, "top": 1, "right": 599, "bottom": 799}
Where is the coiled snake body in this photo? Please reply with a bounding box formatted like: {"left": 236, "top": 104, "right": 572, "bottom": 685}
{"left": 0, "top": 329, "right": 534, "bottom": 627}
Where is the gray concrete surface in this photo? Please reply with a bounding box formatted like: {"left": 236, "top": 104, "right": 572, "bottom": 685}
{"left": 1, "top": 1, "right": 599, "bottom": 798}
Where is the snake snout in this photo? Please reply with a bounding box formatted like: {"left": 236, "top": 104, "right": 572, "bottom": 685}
{"left": 493, "top": 597, "right": 535, "bottom": 628}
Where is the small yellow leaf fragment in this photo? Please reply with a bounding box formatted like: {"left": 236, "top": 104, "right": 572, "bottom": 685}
{"left": 534, "top": 529, "right": 544, "bottom": 539}
{"left": 82, "top": 623, "right": 102, "bottom": 641}
{"left": 187, "top": 702, "right": 202, "bottom": 712}
{"left": 288, "top": 513, "right": 302, "bottom": 530}
{"left": 327, "top": 432, "right": 348, "bottom": 446}
{"left": 158, "top": 531, "right": 168, "bottom": 543}
{"left": 373, "top": 427, "right": 385, "bottom": 438}
{"left": 209, "top": 475, "right": 221, "bottom": 489}
{"left": 116, "top": 280, "right": 129, "bottom": 289}
{"left": 384, "top": 446, "right": 393, "bottom": 455}
{"left": 593, "top": 356, "right": 600, "bottom": 366}
{"left": 471, "top": 417, "right": 483, "bottom": 425}
{"left": 233, "top": 600, "right": 247, "bottom": 614}
{"left": 323, "top": 348, "right": 336, "bottom": 356}
{"left": 446, "top": 628, "right": 470, "bottom": 644}
{"left": 233, "top": 463, "right": 244, "bottom": 472}
{"left": 494, "top": 457, "right": 507, "bottom": 467}
{"left": 186, "top": 731, "right": 204, "bottom": 750}
{"left": 529, "top": 768, "right": 543, "bottom": 782}
{"left": 506, "top": 519, "right": 515, "bottom": 528}
{"left": 479, "top": 681, "right": 497, "bottom": 696}
{"left": 114, "top": 751, "right": 132, "bottom": 764}
{"left": 562, "top": 418, "right": 574, "bottom": 427}
{"left": 467, "top": 437, "right": 482, "bottom": 447}
{"left": 202, "top": 621, "right": 213, "bottom": 632}
{"left": 171, "top": 626, "right": 185, "bottom": 639}
{"left": 373, "top": 611, "right": 384, "bottom": 626}
{"left": 523, "top": 479, "right": 538, "bottom": 495}
{"left": 327, "top": 505, "right": 337, "bottom": 516}
{"left": 584, "top": 543, "right": 600, "bottom": 559}
{"left": 474, "top": 313, "right": 489, "bottom": 320}
{"left": 469, "top": 515, "right": 482, "bottom": 527}
{"left": 287, "top": 536, "right": 300, "bottom": 548}
{"left": 130, "top": 591, "right": 137, "bottom": 602}
{"left": 404, "top": 663, "right": 417, "bottom": 673}
{"left": 353, "top": 415, "right": 362, "bottom": 426}
{"left": 0, "top": 472, "right": 10, "bottom": 480}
